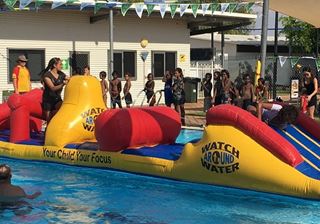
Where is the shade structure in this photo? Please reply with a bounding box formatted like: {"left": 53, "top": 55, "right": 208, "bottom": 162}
{"left": 249, "top": 0, "right": 320, "bottom": 27}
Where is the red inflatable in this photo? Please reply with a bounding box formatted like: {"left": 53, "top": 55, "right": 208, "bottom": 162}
{"left": 296, "top": 113, "right": 320, "bottom": 141}
{"left": 206, "top": 105, "right": 304, "bottom": 167}
{"left": 7, "top": 89, "right": 43, "bottom": 143}
{"left": 95, "top": 107, "right": 181, "bottom": 152}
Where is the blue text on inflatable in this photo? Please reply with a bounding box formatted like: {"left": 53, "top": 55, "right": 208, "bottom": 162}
{"left": 81, "top": 108, "right": 105, "bottom": 132}
{"left": 201, "top": 142, "right": 240, "bottom": 174}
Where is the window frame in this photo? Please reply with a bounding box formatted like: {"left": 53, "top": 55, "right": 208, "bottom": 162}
{"left": 152, "top": 51, "right": 177, "bottom": 80}
{"left": 7, "top": 48, "right": 46, "bottom": 84}
{"left": 110, "top": 50, "right": 137, "bottom": 81}
{"left": 69, "top": 51, "right": 90, "bottom": 75}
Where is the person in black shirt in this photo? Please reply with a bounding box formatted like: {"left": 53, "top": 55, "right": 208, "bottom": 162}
{"left": 144, "top": 73, "right": 156, "bottom": 106}
{"left": 201, "top": 73, "right": 213, "bottom": 112}
{"left": 39, "top": 57, "right": 69, "bottom": 123}
{"left": 212, "top": 71, "right": 223, "bottom": 106}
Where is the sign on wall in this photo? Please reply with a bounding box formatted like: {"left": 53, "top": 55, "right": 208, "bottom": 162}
{"left": 290, "top": 79, "right": 299, "bottom": 99}
{"left": 179, "top": 54, "right": 186, "bottom": 63}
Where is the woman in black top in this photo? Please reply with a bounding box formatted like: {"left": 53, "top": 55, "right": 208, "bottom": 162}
{"left": 39, "top": 58, "right": 69, "bottom": 123}
{"left": 301, "top": 67, "right": 318, "bottom": 119}
{"left": 212, "top": 71, "right": 223, "bottom": 106}
{"left": 144, "top": 73, "right": 156, "bottom": 106}
{"left": 201, "top": 73, "right": 213, "bottom": 112}
{"left": 173, "top": 68, "right": 186, "bottom": 125}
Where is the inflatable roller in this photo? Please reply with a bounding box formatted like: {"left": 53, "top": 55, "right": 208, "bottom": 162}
{"left": 95, "top": 107, "right": 181, "bottom": 152}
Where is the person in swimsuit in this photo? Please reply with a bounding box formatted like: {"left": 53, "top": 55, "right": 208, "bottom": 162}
{"left": 173, "top": 68, "right": 186, "bottom": 125}
{"left": 144, "top": 73, "right": 156, "bottom": 106}
{"left": 162, "top": 71, "right": 173, "bottom": 107}
{"left": 109, "top": 71, "right": 122, "bottom": 109}
{"left": 241, "top": 74, "right": 254, "bottom": 110}
{"left": 99, "top": 71, "right": 108, "bottom": 107}
{"left": 0, "top": 164, "right": 41, "bottom": 204}
{"left": 122, "top": 73, "right": 132, "bottom": 108}
{"left": 301, "top": 67, "right": 318, "bottom": 119}
{"left": 221, "top": 69, "right": 234, "bottom": 104}
{"left": 39, "top": 57, "right": 69, "bottom": 123}
{"left": 83, "top": 66, "right": 91, "bottom": 76}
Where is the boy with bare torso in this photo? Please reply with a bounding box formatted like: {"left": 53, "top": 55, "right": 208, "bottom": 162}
{"left": 241, "top": 74, "right": 254, "bottom": 110}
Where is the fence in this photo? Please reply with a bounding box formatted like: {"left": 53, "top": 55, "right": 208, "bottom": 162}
{"left": 191, "top": 56, "right": 319, "bottom": 101}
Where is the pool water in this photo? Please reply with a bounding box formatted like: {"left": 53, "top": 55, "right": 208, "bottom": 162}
{"left": 1, "top": 130, "right": 320, "bottom": 224}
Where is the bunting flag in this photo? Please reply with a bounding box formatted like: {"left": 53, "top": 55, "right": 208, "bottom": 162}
{"left": 2, "top": 1, "right": 256, "bottom": 18}
{"left": 146, "top": 4, "right": 155, "bottom": 16}
{"left": 66, "top": 0, "right": 76, "bottom": 5}
{"left": 211, "top": 3, "right": 219, "bottom": 13}
{"left": 159, "top": 4, "right": 166, "bottom": 18}
{"left": 135, "top": 3, "right": 144, "bottom": 18}
{"left": 279, "top": 56, "right": 287, "bottom": 68}
{"left": 19, "top": 0, "right": 32, "bottom": 9}
{"left": 94, "top": 2, "right": 104, "bottom": 14}
{"left": 220, "top": 3, "right": 229, "bottom": 13}
{"left": 179, "top": 4, "right": 188, "bottom": 17}
{"left": 245, "top": 2, "right": 254, "bottom": 13}
{"left": 169, "top": 4, "right": 177, "bottom": 18}
{"left": 121, "top": 3, "right": 131, "bottom": 16}
{"left": 191, "top": 4, "right": 199, "bottom": 18}
{"left": 35, "top": 0, "right": 45, "bottom": 8}
{"left": 290, "top": 57, "right": 300, "bottom": 68}
{"left": 51, "top": 0, "right": 67, "bottom": 9}
{"left": 3, "top": 0, "right": 17, "bottom": 10}
{"left": 201, "top": 3, "right": 210, "bottom": 16}
{"left": 80, "top": 0, "right": 95, "bottom": 11}
{"left": 228, "top": 3, "right": 237, "bottom": 13}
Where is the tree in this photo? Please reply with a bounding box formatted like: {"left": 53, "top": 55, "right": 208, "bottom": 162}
{"left": 280, "top": 16, "right": 317, "bottom": 55}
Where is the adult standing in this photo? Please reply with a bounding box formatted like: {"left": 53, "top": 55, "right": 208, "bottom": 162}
{"left": 173, "top": 68, "right": 186, "bottom": 126}
{"left": 212, "top": 71, "right": 223, "bottom": 106}
{"left": 39, "top": 57, "right": 69, "bottom": 123}
{"left": 12, "top": 55, "right": 31, "bottom": 94}
{"left": 301, "top": 67, "right": 318, "bottom": 119}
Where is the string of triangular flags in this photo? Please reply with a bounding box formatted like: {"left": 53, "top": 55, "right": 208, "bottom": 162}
{"left": 2, "top": 0, "right": 255, "bottom": 16}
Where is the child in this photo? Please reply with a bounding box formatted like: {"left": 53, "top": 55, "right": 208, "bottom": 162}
{"left": 99, "top": 71, "right": 108, "bottom": 106}
{"left": 162, "top": 71, "right": 173, "bottom": 107}
{"left": 248, "top": 102, "right": 299, "bottom": 130}
{"left": 122, "top": 73, "right": 132, "bottom": 108}
{"left": 255, "top": 78, "right": 269, "bottom": 102}
{"left": 144, "top": 73, "right": 156, "bottom": 106}
{"left": 300, "top": 88, "right": 308, "bottom": 114}
{"left": 109, "top": 71, "right": 122, "bottom": 109}
{"left": 83, "top": 65, "right": 91, "bottom": 76}
{"left": 201, "top": 73, "right": 213, "bottom": 112}
{"left": 241, "top": 74, "right": 254, "bottom": 110}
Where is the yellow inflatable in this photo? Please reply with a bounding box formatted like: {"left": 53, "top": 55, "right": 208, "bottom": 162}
{"left": 0, "top": 76, "right": 319, "bottom": 200}
{"left": 45, "top": 76, "right": 106, "bottom": 147}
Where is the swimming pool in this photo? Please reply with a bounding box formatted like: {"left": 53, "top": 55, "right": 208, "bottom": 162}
{"left": 1, "top": 130, "right": 320, "bottom": 224}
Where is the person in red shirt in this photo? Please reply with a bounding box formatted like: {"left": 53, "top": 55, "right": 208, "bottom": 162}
{"left": 12, "top": 55, "right": 31, "bottom": 94}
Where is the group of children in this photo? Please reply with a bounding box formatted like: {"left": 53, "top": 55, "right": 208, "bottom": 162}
{"left": 200, "top": 70, "right": 270, "bottom": 112}
{"left": 200, "top": 69, "right": 301, "bottom": 130}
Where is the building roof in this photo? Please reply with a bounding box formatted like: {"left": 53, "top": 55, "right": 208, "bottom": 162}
{"left": 191, "top": 33, "right": 287, "bottom": 45}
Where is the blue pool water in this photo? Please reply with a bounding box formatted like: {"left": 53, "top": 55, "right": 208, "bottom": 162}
{"left": 1, "top": 129, "right": 320, "bottom": 224}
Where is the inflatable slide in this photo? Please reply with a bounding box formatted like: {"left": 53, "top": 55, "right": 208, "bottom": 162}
{"left": 0, "top": 76, "right": 320, "bottom": 199}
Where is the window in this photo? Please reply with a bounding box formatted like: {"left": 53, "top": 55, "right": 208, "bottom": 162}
{"left": 152, "top": 52, "right": 177, "bottom": 78}
{"left": 8, "top": 49, "right": 45, "bottom": 82}
{"left": 70, "top": 51, "right": 90, "bottom": 75}
{"left": 113, "top": 51, "right": 136, "bottom": 79}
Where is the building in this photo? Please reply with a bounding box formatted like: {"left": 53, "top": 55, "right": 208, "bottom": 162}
{"left": 0, "top": 5, "right": 255, "bottom": 104}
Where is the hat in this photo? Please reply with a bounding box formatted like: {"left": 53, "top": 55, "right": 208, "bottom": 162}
{"left": 17, "top": 55, "right": 28, "bottom": 62}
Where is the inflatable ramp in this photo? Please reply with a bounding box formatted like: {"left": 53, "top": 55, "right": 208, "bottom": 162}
{"left": 276, "top": 125, "right": 320, "bottom": 180}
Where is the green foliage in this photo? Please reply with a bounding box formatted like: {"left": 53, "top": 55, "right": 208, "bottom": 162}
{"left": 280, "top": 16, "right": 317, "bottom": 54}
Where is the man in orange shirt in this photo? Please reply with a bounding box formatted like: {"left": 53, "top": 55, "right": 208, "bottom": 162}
{"left": 12, "top": 55, "right": 31, "bottom": 94}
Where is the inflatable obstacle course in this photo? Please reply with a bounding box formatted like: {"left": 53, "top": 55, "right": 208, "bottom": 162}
{"left": 0, "top": 76, "right": 320, "bottom": 199}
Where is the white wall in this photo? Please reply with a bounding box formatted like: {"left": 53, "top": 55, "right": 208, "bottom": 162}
{"left": 0, "top": 10, "right": 191, "bottom": 105}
